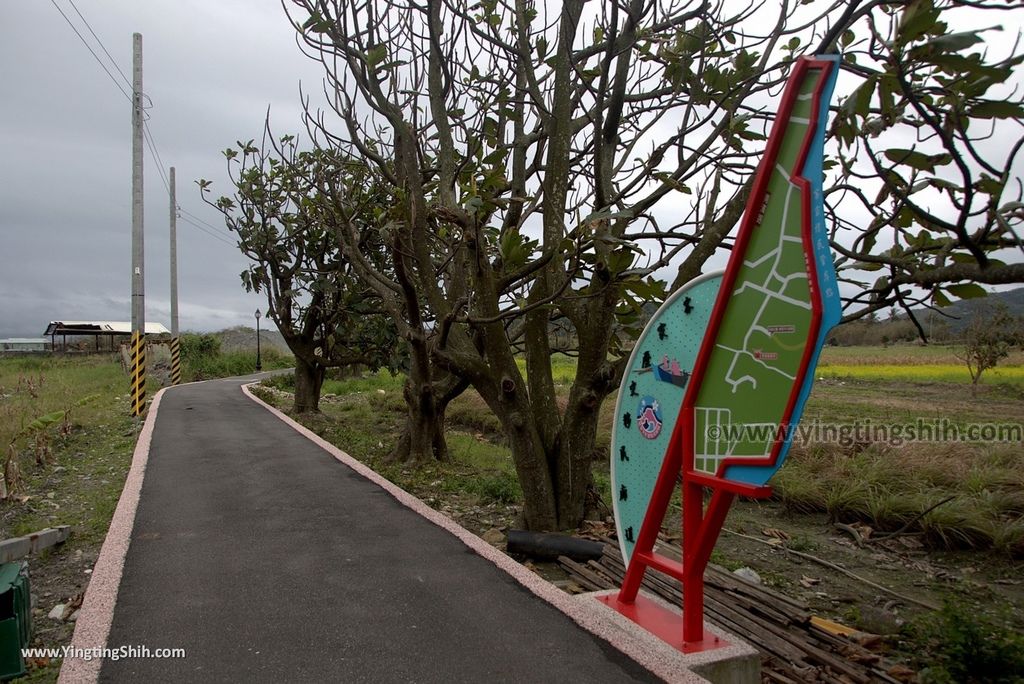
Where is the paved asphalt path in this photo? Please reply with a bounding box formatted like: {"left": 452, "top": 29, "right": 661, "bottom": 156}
{"left": 101, "top": 377, "right": 658, "bottom": 683}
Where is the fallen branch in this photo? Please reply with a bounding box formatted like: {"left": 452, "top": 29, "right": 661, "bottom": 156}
{"left": 870, "top": 496, "right": 957, "bottom": 543}
{"left": 722, "top": 527, "right": 940, "bottom": 611}
{"left": 835, "top": 496, "right": 957, "bottom": 547}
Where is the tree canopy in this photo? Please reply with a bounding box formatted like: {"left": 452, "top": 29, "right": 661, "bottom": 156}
{"left": 208, "top": 0, "right": 1024, "bottom": 529}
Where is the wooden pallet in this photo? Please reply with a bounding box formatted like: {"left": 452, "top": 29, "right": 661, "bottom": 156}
{"left": 559, "top": 540, "right": 908, "bottom": 683}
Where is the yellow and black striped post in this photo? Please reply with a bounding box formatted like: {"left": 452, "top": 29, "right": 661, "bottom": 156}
{"left": 169, "top": 336, "right": 182, "bottom": 386}
{"left": 129, "top": 331, "right": 147, "bottom": 417}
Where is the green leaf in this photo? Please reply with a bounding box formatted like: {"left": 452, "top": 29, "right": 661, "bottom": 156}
{"left": 366, "top": 45, "right": 387, "bottom": 68}
{"left": 301, "top": 13, "right": 333, "bottom": 34}
{"left": 23, "top": 411, "right": 66, "bottom": 434}
{"left": 883, "top": 148, "right": 952, "bottom": 172}
{"left": 947, "top": 283, "right": 987, "bottom": 300}
{"left": 933, "top": 289, "right": 951, "bottom": 307}
{"left": 844, "top": 78, "right": 874, "bottom": 121}
{"left": 535, "top": 37, "right": 548, "bottom": 59}
{"left": 606, "top": 248, "right": 634, "bottom": 275}
{"left": 970, "top": 101, "right": 1024, "bottom": 119}
{"left": 912, "top": 29, "right": 994, "bottom": 57}
{"left": 897, "top": 0, "right": 940, "bottom": 47}
{"left": 975, "top": 174, "right": 1002, "bottom": 195}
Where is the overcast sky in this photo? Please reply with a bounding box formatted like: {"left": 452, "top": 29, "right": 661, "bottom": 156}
{"left": 2, "top": 2, "right": 1021, "bottom": 339}
{"left": 1, "top": 0, "right": 325, "bottom": 338}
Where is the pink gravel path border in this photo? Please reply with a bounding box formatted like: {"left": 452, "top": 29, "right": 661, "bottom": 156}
{"left": 58, "top": 388, "right": 167, "bottom": 684}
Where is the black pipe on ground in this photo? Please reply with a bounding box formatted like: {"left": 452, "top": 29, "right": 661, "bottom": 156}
{"left": 505, "top": 530, "right": 605, "bottom": 562}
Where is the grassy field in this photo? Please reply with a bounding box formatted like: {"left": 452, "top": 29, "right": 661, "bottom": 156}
{"left": 818, "top": 345, "right": 1024, "bottom": 385}
{"left": 0, "top": 355, "right": 140, "bottom": 541}
{"left": 0, "top": 355, "right": 140, "bottom": 681}
{"left": 274, "top": 346, "right": 1024, "bottom": 554}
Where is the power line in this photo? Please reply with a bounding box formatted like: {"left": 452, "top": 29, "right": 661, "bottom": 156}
{"left": 66, "top": 0, "right": 132, "bottom": 91}
{"left": 50, "top": 0, "right": 240, "bottom": 254}
{"left": 179, "top": 207, "right": 232, "bottom": 235}
{"left": 51, "top": 0, "right": 165, "bottom": 196}
{"left": 179, "top": 215, "right": 237, "bottom": 247}
{"left": 49, "top": 0, "right": 131, "bottom": 102}
{"left": 143, "top": 123, "right": 171, "bottom": 192}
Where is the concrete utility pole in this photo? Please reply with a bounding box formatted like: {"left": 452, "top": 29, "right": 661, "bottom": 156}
{"left": 169, "top": 166, "right": 178, "bottom": 337}
{"left": 169, "top": 166, "right": 182, "bottom": 385}
{"left": 131, "top": 32, "right": 144, "bottom": 333}
{"left": 129, "top": 32, "right": 147, "bottom": 415}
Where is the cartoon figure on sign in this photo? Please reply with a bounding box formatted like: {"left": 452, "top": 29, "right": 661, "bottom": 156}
{"left": 635, "top": 396, "right": 663, "bottom": 440}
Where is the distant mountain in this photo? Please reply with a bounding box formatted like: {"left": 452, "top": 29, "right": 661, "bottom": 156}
{"left": 211, "top": 326, "right": 289, "bottom": 353}
{"left": 916, "top": 287, "right": 1024, "bottom": 333}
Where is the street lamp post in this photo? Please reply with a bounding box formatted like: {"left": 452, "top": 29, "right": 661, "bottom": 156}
{"left": 255, "top": 309, "right": 262, "bottom": 372}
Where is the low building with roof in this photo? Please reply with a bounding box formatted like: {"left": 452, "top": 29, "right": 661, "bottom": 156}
{"left": 43, "top": 321, "right": 171, "bottom": 352}
{"left": 0, "top": 338, "right": 51, "bottom": 352}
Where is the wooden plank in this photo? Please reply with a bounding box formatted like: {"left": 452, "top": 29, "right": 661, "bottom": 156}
{"left": 579, "top": 544, "right": 906, "bottom": 684}
{"left": 558, "top": 556, "right": 613, "bottom": 592}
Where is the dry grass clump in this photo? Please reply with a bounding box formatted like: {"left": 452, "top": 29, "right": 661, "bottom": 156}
{"left": 774, "top": 441, "right": 1024, "bottom": 555}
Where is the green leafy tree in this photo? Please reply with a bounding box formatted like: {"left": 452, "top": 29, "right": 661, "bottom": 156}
{"left": 199, "top": 134, "right": 402, "bottom": 412}
{"left": 955, "top": 303, "right": 1021, "bottom": 392}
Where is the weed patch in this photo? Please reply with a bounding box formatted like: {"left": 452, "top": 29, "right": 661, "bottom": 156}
{"left": 0, "top": 355, "right": 139, "bottom": 680}
{"left": 905, "top": 600, "right": 1024, "bottom": 683}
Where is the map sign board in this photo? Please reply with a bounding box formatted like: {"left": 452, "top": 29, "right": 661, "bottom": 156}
{"left": 603, "top": 55, "right": 842, "bottom": 651}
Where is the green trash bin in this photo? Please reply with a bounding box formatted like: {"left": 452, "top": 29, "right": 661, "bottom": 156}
{"left": 0, "top": 562, "right": 31, "bottom": 680}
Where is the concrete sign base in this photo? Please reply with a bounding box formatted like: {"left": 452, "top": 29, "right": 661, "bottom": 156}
{"left": 585, "top": 589, "right": 760, "bottom": 684}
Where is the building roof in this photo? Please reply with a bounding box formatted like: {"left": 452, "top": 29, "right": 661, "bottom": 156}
{"left": 44, "top": 321, "right": 171, "bottom": 336}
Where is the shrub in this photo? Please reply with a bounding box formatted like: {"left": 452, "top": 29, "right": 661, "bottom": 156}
{"left": 469, "top": 472, "right": 522, "bottom": 505}
{"left": 908, "top": 601, "right": 1024, "bottom": 683}
{"left": 179, "top": 333, "right": 221, "bottom": 359}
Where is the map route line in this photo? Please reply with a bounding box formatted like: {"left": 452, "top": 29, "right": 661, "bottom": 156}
{"left": 731, "top": 281, "right": 813, "bottom": 310}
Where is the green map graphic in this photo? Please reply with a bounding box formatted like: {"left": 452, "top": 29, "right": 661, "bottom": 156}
{"left": 691, "top": 73, "right": 822, "bottom": 477}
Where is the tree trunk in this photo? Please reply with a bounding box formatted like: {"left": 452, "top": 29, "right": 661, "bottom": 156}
{"left": 556, "top": 389, "right": 604, "bottom": 528}
{"left": 499, "top": 406, "right": 561, "bottom": 530}
{"left": 293, "top": 356, "right": 325, "bottom": 413}
{"left": 467, "top": 365, "right": 561, "bottom": 530}
{"left": 392, "top": 377, "right": 444, "bottom": 462}
{"left": 390, "top": 350, "right": 468, "bottom": 463}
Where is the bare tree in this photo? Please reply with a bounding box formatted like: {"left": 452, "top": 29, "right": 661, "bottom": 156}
{"left": 277, "top": 0, "right": 1024, "bottom": 530}
{"left": 282, "top": 0, "right": 855, "bottom": 529}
